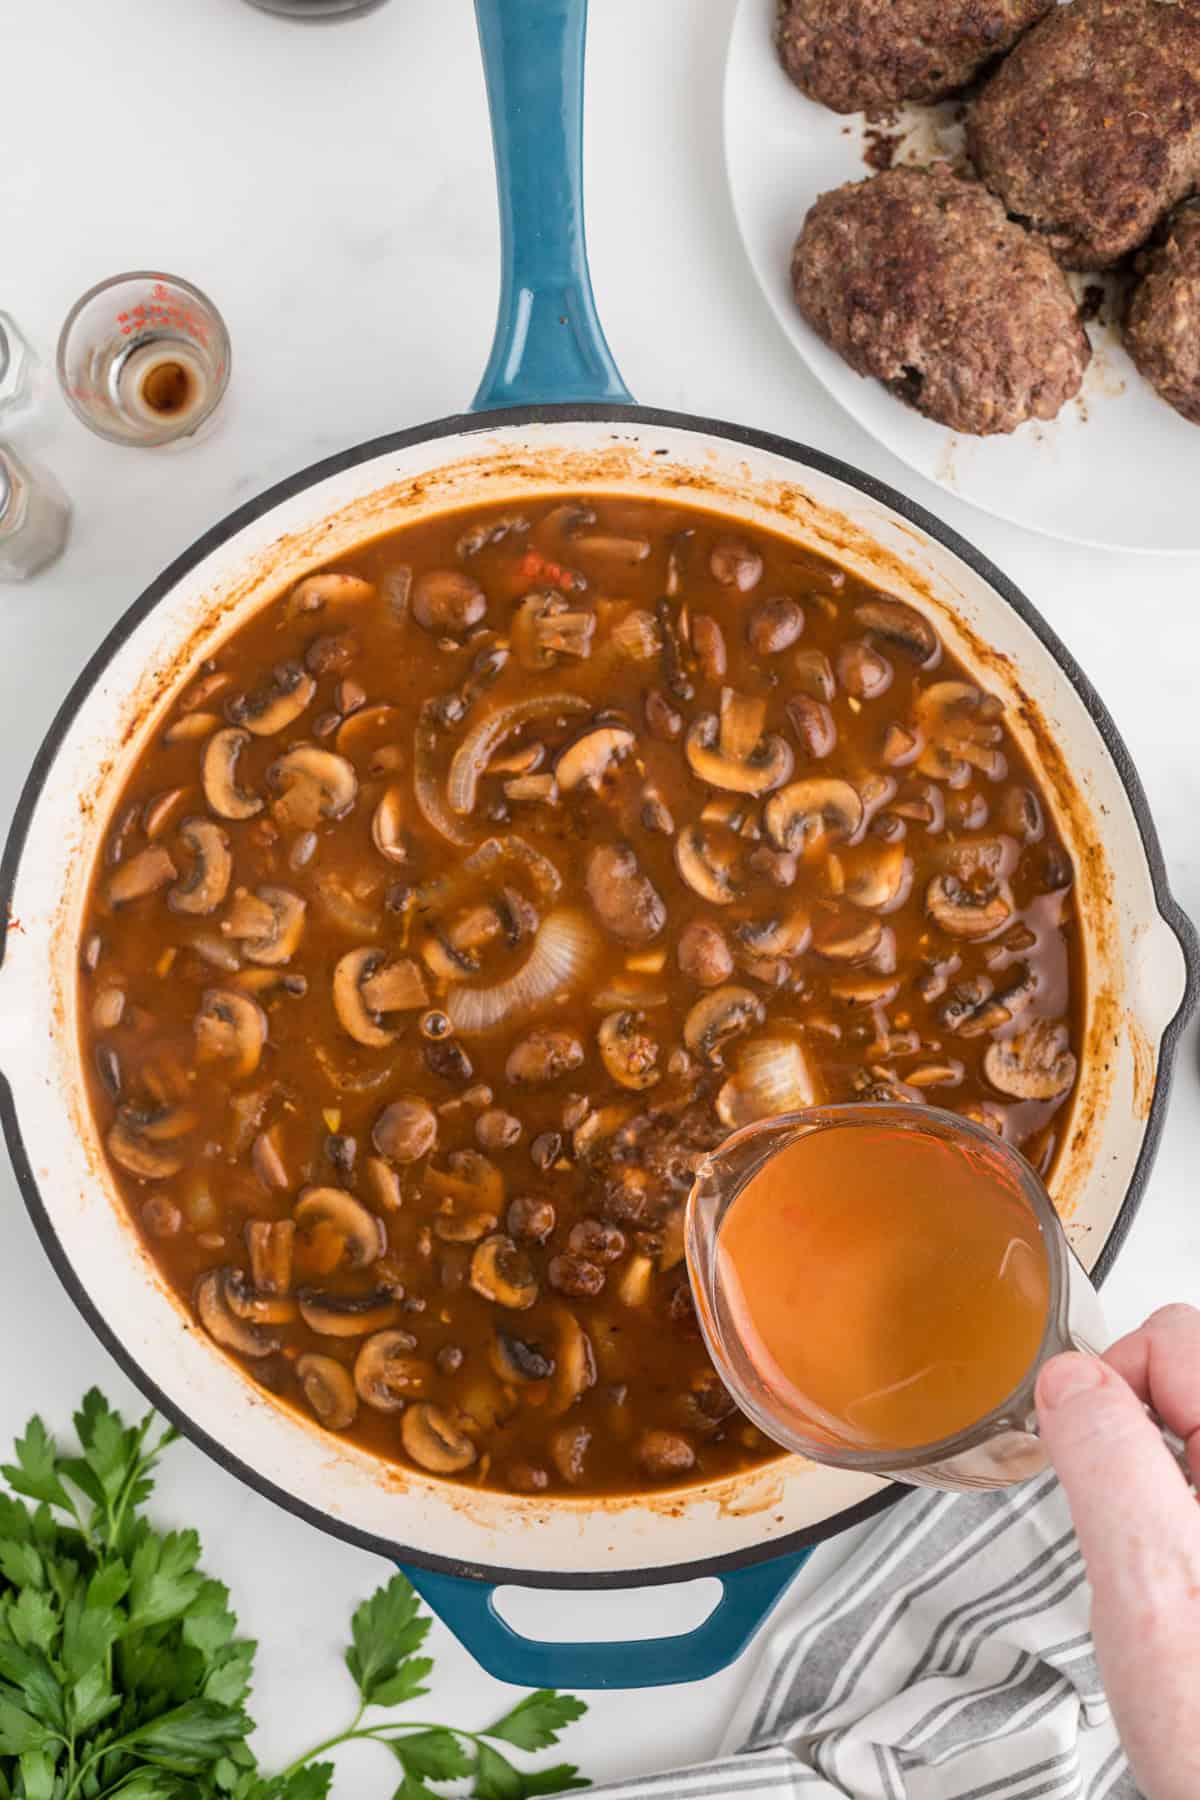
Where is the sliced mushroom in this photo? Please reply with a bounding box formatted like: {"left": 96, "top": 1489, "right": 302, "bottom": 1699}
{"left": 513, "top": 591, "right": 595, "bottom": 669}
{"left": 335, "top": 704, "right": 406, "bottom": 772}
{"left": 735, "top": 909, "right": 811, "bottom": 960}
{"left": 164, "top": 711, "right": 220, "bottom": 744}
{"left": 984, "top": 1020, "right": 1077, "bottom": 1101}
{"left": 106, "top": 846, "right": 177, "bottom": 908}
{"left": 238, "top": 886, "right": 307, "bottom": 966}
{"left": 373, "top": 1096, "right": 438, "bottom": 1164}
{"left": 747, "top": 595, "right": 804, "bottom": 656}
{"left": 228, "top": 662, "right": 316, "bottom": 736}
{"left": 142, "top": 787, "right": 191, "bottom": 839}
{"left": 674, "top": 825, "right": 739, "bottom": 906}
{"left": 571, "top": 531, "right": 651, "bottom": 565}
{"left": 505, "top": 1028, "right": 584, "bottom": 1086}
{"left": 915, "top": 682, "right": 1006, "bottom": 786}
{"left": 202, "top": 727, "right": 263, "bottom": 820}
{"left": 841, "top": 843, "right": 912, "bottom": 913}
{"left": 854, "top": 596, "right": 940, "bottom": 666}
{"left": 361, "top": 957, "right": 427, "bottom": 1014}
{"left": 354, "top": 1330, "right": 429, "bottom": 1411}
{"left": 469, "top": 1234, "right": 538, "bottom": 1309}
{"left": 333, "top": 948, "right": 397, "bottom": 1048}
{"left": 371, "top": 787, "right": 407, "bottom": 864}
{"left": 268, "top": 745, "right": 357, "bottom": 830}
{"left": 401, "top": 1403, "right": 477, "bottom": 1475}
{"left": 489, "top": 1331, "right": 556, "bottom": 1386}
{"left": 555, "top": 725, "right": 636, "bottom": 792}
{"left": 683, "top": 984, "right": 766, "bottom": 1064}
{"left": 107, "top": 1105, "right": 194, "bottom": 1180}
{"left": 765, "top": 779, "right": 864, "bottom": 854}
{"left": 709, "top": 537, "right": 762, "bottom": 591}
{"left": 677, "top": 919, "right": 734, "bottom": 987}
{"left": 296, "top": 1354, "right": 358, "bottom": 1430}
{"left": 196, "top": 1269, "right": 278, "bottom": 1358}
{"left": 812, "top": 915, "right": 884, "bottom": 962}
{"left": 168, "top": 819, "right": 232, "bottom": 916}
{"left": 294, "top": 1186, "right": 385, "bottom": 1268}
{"left": 786, "top": 694, "right": 836, "bottom": 761}
{"left": 411, "top": 569, "right": 487, "bottom": 636}
{"left": 547, "top": 1308, "right": 597, "bottom": 1414}
{"left": 297, "top": 1289, "right": 404, "bottom": 1337}
{"left": 685, "top": 712, "right": 793, "bottom": 797}
{"left": 246, "top": 1218, "right": 294, "bottom": 1293}
{"left": 288, "top": 573, "right": 376, "bottom": 611}
{"left": 926, "top": 874, "right": 1014, "bottom": 942}
{"left": 585, "top": 843, "right": 666, "bottom": 944}
{"left": 222, "top": 1268, "right": 297, "bottom": 1325}
{"left": 598, "top": 1010, "right": 661, "bottom": 1091}
{"left": 194, "top": 988, "right": 268, "bottom": 1081}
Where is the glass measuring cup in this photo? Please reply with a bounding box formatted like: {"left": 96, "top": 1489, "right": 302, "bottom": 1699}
{"left": 687, "top": 1103, "right": 1183, "bottom": 1492}
{"left": 57, "top": 272, "right": 230, "bottom": 448}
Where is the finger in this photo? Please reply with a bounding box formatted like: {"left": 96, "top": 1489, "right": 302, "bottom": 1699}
{"left": 1035, "top": 1353, "right": 1197, "bottom": 1597}
{"left": 1102, "top": 1304, "right": 1200, "bottom": 1483}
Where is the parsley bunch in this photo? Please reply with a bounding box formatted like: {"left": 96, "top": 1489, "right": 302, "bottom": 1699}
{"left": 0, "top": 1391, "right": 588, "bottom": 1800}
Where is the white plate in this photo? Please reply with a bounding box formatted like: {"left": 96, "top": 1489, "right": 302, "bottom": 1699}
{"left": 724, "top": 0, "right": 1200, "bottom": 553}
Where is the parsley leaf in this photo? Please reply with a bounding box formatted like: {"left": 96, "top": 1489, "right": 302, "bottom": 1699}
{"left": 345, "top": 1574, "right": 432, "bottom": 1706}
{"left": 483, "top": 1692, "right": 589, "bottom": 1753}
{"left": 389, "top": 1727, "right": 472, "bottom": 1782}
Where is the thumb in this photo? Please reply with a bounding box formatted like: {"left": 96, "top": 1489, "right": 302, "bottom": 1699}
{"left": 1035, "top": 1352, "right": 1195, "bottom": 1595}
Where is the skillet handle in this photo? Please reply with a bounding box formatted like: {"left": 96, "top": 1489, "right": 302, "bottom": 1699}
{"left": 400, "top": 1551, "right": 810, "bottom": 1689}
{"left": 471, "top": 0, "right": 633, "bottom": 410}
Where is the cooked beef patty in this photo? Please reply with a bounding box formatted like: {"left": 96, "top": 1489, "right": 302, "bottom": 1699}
{"left": 968, "top": 0, "right": 1200, "bottom": 271}
{"left": 775, "top": 0, "right": 1053, "bottom": 116}
{"left": 792, "top": 166, "right": 1090, "bottom": 435}
{"left": 1126, "top": 206, "right": 1200, "bottom": 424}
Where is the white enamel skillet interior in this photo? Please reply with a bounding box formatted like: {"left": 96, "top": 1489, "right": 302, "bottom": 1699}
{"left": 0, "top": 407, "right": 1195, "bottom": 1591}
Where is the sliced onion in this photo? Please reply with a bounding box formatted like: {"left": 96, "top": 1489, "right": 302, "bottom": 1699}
{"left": 717, "top": 1036, "right": 816, "bottom": 1129}
{"left": 447, "top": 908, "right": 597, "bottom": 1036}
{"left": 447, "top": 693, "right": 589, "bottom": 817}
{"left": 413, "top": 834, "right": 563, "bottom": 916}
{"left": 414, "top": 705, "right": 473, "bottom": 848}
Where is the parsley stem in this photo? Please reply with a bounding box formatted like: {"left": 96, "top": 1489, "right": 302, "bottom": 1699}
{"left": 272, "top": 1700, "right": 368, "bottom": 1782}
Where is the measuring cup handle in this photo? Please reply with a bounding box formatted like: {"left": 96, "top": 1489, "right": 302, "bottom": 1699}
{"left": 401, "top": 1551, "right": 811, "bottom": 1689}
{"left": 471, "top": 0, "right": 632, "bottom": 410}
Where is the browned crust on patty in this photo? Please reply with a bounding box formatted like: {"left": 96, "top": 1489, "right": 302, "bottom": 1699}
{"left": 1125, "top": 206, "right": 1200, "bottom": 423}
{"left": 968, "top": 0, "right": 1200, "bottom": 270}
{"left": 792, "top": 166, "right": 1091, "bottom": 435}
{"left": 775, "top": 0, "right": 1053, "bottom": 115}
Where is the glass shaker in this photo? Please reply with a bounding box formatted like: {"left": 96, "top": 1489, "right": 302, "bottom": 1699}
{"left": 0, "top": 313, "right": 37, "bottom": 419}
{"left": 0, "top": 447, "right": 71, "bottom": 582}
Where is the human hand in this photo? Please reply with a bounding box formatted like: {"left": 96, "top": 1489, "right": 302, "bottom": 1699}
{"left": 1036, "top": 1304, "right": 1200, "bottom": 1800}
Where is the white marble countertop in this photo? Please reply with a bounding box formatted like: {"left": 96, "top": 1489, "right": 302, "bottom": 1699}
{"left": 2, "top": 0, "right": 1198, "bottom": 1789}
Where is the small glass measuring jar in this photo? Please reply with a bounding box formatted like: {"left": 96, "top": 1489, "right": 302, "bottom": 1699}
{"left": 687, "top": 1103, "right": 1183, "bottom": 1492}
{"left": 57, "top": 272, "right": 231, "bottom": 447}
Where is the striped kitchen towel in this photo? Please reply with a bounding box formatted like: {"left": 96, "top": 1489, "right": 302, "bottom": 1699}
{"left": 592, "top": 1469, "right": 1135, "bottom": 1800}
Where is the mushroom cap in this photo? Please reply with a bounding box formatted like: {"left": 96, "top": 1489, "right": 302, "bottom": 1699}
{"left": 268, "top": 745, "right": 358, "bottom": 828}
{"left": 229, "top": 662, "right": 316, "bottom": 736}
{"left": 853, "top": 596, "right": 940, "bottom": 666}
{"left": 372, "top": 1096, "right": 438, "bottom": 1164}
{"left": 107, "top": 1105, "right": 194, "bottom": 1180}
{"left": 241, "top": 886, "right": 307, "bottom": 967}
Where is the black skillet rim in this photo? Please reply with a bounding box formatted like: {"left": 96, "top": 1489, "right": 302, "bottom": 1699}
{"left": 1, "top": 402, "right": 1196, "bottom": 1590}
